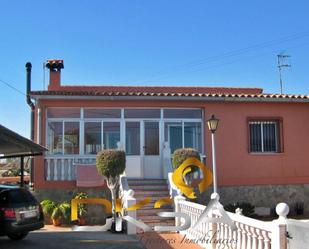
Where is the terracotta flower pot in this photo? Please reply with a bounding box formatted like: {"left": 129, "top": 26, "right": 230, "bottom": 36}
{"left": 78, "top": 218, "right": 86, "bottom": 226}
{"left": 52, "top": 219, "right": 62, "bottom": 226}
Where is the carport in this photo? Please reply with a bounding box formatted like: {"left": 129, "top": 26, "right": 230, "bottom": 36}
{"left": 0, "top": 124, "right": 47, "bottom": 187}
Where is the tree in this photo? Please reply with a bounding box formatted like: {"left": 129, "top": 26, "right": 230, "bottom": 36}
{"left": 172, "top": 148, "right": 201, "bottom": 186}
{"left": 96, "top": 149, "right": 126, "bottom": 231}
{"left": 172, "top": 148, "right": 200, "bottom": 169}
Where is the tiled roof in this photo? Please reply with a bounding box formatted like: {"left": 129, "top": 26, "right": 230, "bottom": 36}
{"left": 33, "top": 85, "right": 263, "bottom": 94}
{"left": 30, "top": 85, "right": 309, "bottom": 101}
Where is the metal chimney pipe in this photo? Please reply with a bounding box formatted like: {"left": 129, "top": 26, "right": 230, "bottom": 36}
{"left": 25, "top": 62, "right": 35, "bottom": 186}
{"left": 26, "top": 62, "right": 35, "bottom": 140}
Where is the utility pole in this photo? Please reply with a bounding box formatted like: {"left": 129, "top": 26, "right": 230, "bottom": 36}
{"left": 277, "top": 54, "right": 291, "bottom": 94}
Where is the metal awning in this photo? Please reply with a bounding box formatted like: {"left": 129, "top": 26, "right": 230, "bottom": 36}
{"left": 0, "top": 124, "right": 47, "bottom": 159}
{"left": 0, "top": 124, "right": 47, "bottom": 187}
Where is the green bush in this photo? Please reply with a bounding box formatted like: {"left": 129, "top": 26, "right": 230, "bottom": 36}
{"left": 40, "top": 200, "right": 71, "bottom": 223}
{"left": 74, "top": 192, "right": 88, "bottom": 217}
{"left": 172, "top": 148, "right": 200, "bottom": 169}
{"left": 96, "top": 149, "right": 126, "bottom": 178}
{"left": 224, "top": 202, "right": 255, "bottom": 217}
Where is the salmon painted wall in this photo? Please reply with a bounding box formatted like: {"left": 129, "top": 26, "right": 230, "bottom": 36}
{"left": 204, "top": 101, "right": 309, "bottom": 186}
{"left": 33, "top": 99, "right": 309, "bottom": 189}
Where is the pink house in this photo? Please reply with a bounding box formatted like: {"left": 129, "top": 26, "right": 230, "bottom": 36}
{"left": 29, "top": 60, "right": 309, "bottom": 213}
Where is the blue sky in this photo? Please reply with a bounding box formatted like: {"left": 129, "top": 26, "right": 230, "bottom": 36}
{"left": 0, "top": 0, "right": 309, "bottom": 137}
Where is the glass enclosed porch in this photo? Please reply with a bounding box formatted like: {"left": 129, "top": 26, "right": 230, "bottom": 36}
{"left": 45, "top": 108, "right": 204, "bottom": 181}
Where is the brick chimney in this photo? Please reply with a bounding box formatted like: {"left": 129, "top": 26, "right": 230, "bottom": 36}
{"left": 46, "top": 59, "right": 64, "bottom": 90}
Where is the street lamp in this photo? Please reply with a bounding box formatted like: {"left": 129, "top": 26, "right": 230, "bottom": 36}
{"left": 207, "top": 114, "right": 219, "bottom": 194}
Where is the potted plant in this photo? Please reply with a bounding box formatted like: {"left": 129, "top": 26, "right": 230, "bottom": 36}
{"left": 96, "top": 149, "right": 126, "bottom": 232}
{"left": 40, "top": 200, "right": 71, "bottom": 226}
{"left": 74, "top": 192, "right": 88, "bottom": 225}
{"left": 40, "top": 199, "right": 56, "bottom": 224}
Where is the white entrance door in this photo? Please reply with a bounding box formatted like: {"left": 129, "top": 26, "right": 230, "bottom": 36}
{"left": 125, "top": 121, "right": 142, "bottom": 178}
{"left": 142, "top": 121, "right": 162, "bottom": 179}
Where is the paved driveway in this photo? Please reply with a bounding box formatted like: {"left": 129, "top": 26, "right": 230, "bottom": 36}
{"left": 0, "top": 231, "right": 146, "bottom": 249}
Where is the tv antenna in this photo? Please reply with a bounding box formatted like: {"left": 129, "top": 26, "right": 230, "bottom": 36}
{"left": 277, "top": 53, "right": 291, "bottom": 94}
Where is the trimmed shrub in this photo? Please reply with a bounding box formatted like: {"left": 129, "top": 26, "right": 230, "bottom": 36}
{"left": 96, "top": 149, "right": 126, "bottom": 178}
{"left": 172, "top": 148, "right": 200, "bottom": 169}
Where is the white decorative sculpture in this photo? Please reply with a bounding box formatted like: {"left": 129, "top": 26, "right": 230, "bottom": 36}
{"left": 163, "top": 142, "right": 172, "bottom": 179}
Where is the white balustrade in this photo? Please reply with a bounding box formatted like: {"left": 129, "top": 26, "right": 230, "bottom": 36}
{"left": 176, "top": 199, "right": 288, "bottom": 249}
{"left": 45, "top": 156, "right": 96, "bottom": 181}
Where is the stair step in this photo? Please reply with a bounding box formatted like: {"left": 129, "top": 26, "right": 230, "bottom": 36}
{"left": 138, "top": 218, "right": 175, "bottom": 223}
{"left": 128, "top": 179, "right": 167, "bottom": 185}
{"left": 142, "top": 204, "right": 173, "bottom": 209}
{"left": 137, "top": 208, "right": 173, "bottom": 215}
{"left": 137, "top": 205, "right": 173, "bottom": 211}
{"left": 134, "top": 190, "right": 169, "bottom": 196}
{"left": 134, "top": 194, "right": 169, "bottom": 200}
{"left": 130, "top": 185, "right": 168, "bottom": 191}
{"left": 144, "top": 221, "right": 175, "bottom": 227}
{"left": 137, "top": 214, "right": 175, "bottom": 220}
{"left": 128, "top": 178, "right": 174, "bottom": 227}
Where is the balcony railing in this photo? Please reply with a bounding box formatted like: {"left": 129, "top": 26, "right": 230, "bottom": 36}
{"left": 44, "top": 156, "right": 96, "bottom": 181}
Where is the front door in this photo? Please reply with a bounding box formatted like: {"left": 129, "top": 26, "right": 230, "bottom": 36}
{"left": 143, "top": 121, "right": 161, "bottom": 179}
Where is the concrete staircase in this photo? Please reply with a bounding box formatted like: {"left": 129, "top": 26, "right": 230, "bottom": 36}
{"left": 127, "top": 179, "right": 175, "bottom": 227}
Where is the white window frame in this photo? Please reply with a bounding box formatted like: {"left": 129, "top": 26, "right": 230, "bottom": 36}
{"left": 46, "top": 107, "right": 204, "bottom": 157}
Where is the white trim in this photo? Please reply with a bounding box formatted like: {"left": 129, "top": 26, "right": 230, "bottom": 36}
{"left": 181, "top": 120, "right": 185, "bottom": 148}
{"left": 140, "top": 121, "right": 144, "bottom": 177}
{"left": 62, "top": 121, "right": 65, "bottom": 154}
{"left": 37, "top": 108, "right": 41, "bottom": 144}
{"left": 79, "top": 120, "right": 84, "bottom": 155}
{"left": 101, "top": 121, "right": 104, "bottom": 150}
{"left": 46, "top": 107, "right": 204, "bottom": 159}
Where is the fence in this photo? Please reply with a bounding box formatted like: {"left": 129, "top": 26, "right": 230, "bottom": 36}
{"left": 175, "top": 195, "right": 288, "bottom": 249}
{"left": 44, "top": 156, "right": 95, "bottom": 180}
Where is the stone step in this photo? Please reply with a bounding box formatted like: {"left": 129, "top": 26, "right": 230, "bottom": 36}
{"left": 137, "top": 208, "right": 173, "bottom": 215}
{"left": 135, "top": 195, "right": 171, "bottom": 202}
{"left": 130, "top": 185, "right": 168, "bottom": 191}
{"left": 135, "top": 195, "right": 170, "bottom": 200}
{"left": 128, "top": 179, "right": 167, "bottom": 185}
{"left": 137, "top": 214, "right": 175, "bottom": 221}
{"left": 135, "top": 220, "right": 175, "bottom": 232}
{"left": 134, "top": 190, "right": 169, "bottom": 196}
{"left": 144, "top": 220, "right": 175, "bottom": 227}
{"left": 128, "top": 178, "right": 173, "bottom": 226}
{"left": 142, "top": 203, "right": 174, "bottom": 209}
{"left": 137, "top": 205, "right": 173, "bottom": 211}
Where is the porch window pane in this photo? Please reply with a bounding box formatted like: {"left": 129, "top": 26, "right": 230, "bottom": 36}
{"left": 84, "top": 122, "right": 101, "bottom": 154}
{"left": 165, "top": 122, "right": 182, "bottom": 153}
{"left": 103, "top": 122, "right": 120, "bottom": 149}
{"left": 126, "top": 122, "right": 140, "bottom": 155}
{"left": 164, "top": 109, "right": 202, "bottom": 119}
{"left": 47, "top": 122, "right": 63, "bottom": 154}
{"left": 84, "top": 109, "right": 121, "bottom": 118}
{"left": 124, "top": 109, "right": 160, "bottom": 118}
{"left": 144, "top": 122, "right": 159, "bottom": 155}
{"left": 47, "top": 108, "right": 80, "bottom": 118}
{"left": 184, "top": 122, "right": 202, "bottom": 152}
{"left": 64, "top": 122, "right": 80, "bottom": 154}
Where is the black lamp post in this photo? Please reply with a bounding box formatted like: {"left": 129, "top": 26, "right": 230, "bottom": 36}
{"left": 207, "top": 114, "right": 219, "bottom": 193}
